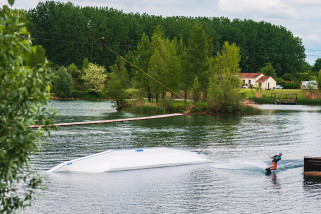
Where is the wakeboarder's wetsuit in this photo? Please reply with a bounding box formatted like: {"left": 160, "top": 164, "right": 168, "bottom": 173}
{"left": 269, "top": 155, "right": 281, "bottom": 170}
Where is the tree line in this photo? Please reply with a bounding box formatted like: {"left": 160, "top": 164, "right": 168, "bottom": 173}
{"left": 51, "top": 23, "right": 248, "bottom": 114}
{"left": 28, "top": 1, "right": 307, "bottom": 79}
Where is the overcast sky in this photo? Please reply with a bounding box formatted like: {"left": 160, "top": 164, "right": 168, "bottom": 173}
{"left": 11, "top": 0, "right": 321, "bottom": 65}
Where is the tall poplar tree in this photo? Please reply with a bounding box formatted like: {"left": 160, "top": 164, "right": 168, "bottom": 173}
{"left": 207, "top": 42, "right": 242, "bottom": 113}
{"left": 132, "top": 33, "right": 153, "bottom": 101}
{"left": 107, "top": 56, "right": 130, "bottom": 109}
{"left": 185, "top": 24, "right": 212, "bottom": 100}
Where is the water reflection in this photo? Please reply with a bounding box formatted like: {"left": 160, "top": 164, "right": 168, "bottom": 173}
{"left": 269, "top": 173, "right": 280, "bottom": 187}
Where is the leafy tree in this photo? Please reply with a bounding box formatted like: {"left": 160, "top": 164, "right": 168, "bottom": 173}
{"left": 282, "top": 73, "right": 294, "bottom": 81}
{"left": 312, "top": 58, "right": 321, "bottom": 73}
{"left": 67, "top": 63, "right": 80, "bottom": 78}
{"left": 164, "top": 37, "right": 182, "bottom": 97}
{"left": 192, "top": 76, "right": 201, "bottom": 102}
{"left": 132, "top": 27, "right": 182, "bottom": 103}
{"left": 0, "top": 1, "right": 53, "bottom": 212}
{"left": 147, "top": 26, "right": 182, "bottom": 102}
{"left": 82, "top": 58, "right": 89, "bottom": 71}
{"left": 295, "top": 71, "right": 313, "bottom": 81}
{"left": 53, "top": 66, "right": 73, "bottom": 98}
{"left": 185, "top": 24, "right": 211, "bottom": 99}
{"left": 82, "top": 63, "right": 107, "bottom": 93}
{"left": 27, "top": 45, "right": 46, "bottom": 68}
{"left": 280, "top": 81, "right": 300, "bottom": 89}
{"left": 107, "top": 56, "right": 130, "bottom": 108}
{"left": 106, "top": 73, "right": 127, "bottom": 110}
{"left": 317, "top": 71, "right": 321, "bottom": 91}
{"left": 180, "top": 51, "right": 193, "bottom": 101}
{"left": 207, "top": 42, "right": 242, "bottom": 113}
{"left": 259, "top": 62, "right": 277, "bottom": 79}
{"left": 149, "top": 49, "right": 166, "bottom": 103}
{"left": 131, "top": 33, "right": 153, "bottom": 101}
{"left": 28, "top": 2, "right": 306, "bottom": 76}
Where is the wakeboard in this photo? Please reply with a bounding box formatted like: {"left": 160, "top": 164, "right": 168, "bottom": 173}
{"left": 265, "top": 168, "right": 271, "bottom": 175}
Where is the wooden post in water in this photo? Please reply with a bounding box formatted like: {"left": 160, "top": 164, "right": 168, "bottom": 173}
{"left": 304, "top": 157, "right": 321, "bottom": 177}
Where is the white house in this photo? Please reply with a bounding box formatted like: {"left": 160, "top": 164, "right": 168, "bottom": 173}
{"left": 240, "top": 73, "right": 276, "bottom": 89}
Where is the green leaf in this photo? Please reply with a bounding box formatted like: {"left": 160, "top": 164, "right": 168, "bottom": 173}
{"left": 8, "top": 0, "right": 15, "bottom": 6}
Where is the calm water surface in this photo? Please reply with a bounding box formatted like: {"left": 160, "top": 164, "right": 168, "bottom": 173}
{"left": 25, "top": 101, "right": 321, "bottom": 213}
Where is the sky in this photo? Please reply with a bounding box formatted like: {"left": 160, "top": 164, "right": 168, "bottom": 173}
{"left": 10, "top": 0, "right": 321, "bottom": 65}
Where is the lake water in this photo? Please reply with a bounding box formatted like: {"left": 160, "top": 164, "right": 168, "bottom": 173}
{"left": 25, "top": 101, "right": 321, "bottom": 213}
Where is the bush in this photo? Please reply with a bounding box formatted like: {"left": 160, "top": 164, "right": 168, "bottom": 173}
{"left": 82, "top": 63, "right": 107, "bottom": 93}
{"left": 53, "top": 66, "right": 73, "bottom": 98}
{"left": 280, "top": 81, "right": 301, "bottom": 89}
{"left": 238, "top": 105, "right": 262, "bottom": 115}
{"left": 67, "top": 63, "right": 80, "bottom": 78}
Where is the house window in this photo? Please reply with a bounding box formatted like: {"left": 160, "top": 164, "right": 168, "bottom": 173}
{"left": 249, "top": 80, "right": 251, "bottom": 85}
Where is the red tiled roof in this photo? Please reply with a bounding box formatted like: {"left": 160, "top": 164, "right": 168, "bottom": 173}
{"left": 257, "top": 76, "right": 271, "bottom": 82}
{"left": 239, "top": 73, "right": 263, "bottom": 78}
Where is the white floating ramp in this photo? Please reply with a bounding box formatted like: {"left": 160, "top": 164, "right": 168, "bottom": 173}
{"left": 30, "top": 113, "right": 184, "bottom": 128}
{"left": 48, "top": 147, "right": 210, "bottom": 173}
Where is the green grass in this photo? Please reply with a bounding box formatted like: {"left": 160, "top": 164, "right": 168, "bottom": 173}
{"left": 297, "top": 98, "right": 321, "bottom": 105}
{"left": 240, "top": 89, "right": 305, "bottom": 99}
{"left": 241, "top": 89, "right": 321, "bottom": 105}
{"left": 248, "top": 97, "right": 275, "bottom": 104}
{"left": 71, "top": 90, "right": 102, "bottom": 100}
{"left": 238, "top": 105, "right": 262, "bottom": 115}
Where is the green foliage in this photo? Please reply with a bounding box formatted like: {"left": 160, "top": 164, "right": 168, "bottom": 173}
{"left": 71, "top": 90, "right": 100, "bottom": 100}
{"left": 160, "top": 96, "right": 174, "bottom": 113}
{"left": 274, "top": 77, "right": 284, "bottom": 84}
{"left": 294, "top": 71, "right": 313, "bottom": 81}
{"left": 259, "top": 63, "right": 277, "bottom": 79}
{"left": 105, "top": 73, "right": 127, "bottom": 108}
{"left": 317, "top": 71, "right": 321, "bottom": 91}
{"left": 249, "top": 97, "right": 275, "bottom": 104}
{"left": 132, "top": 26, "right": 182, "bottom": 103}
{"left": 192, "top": 76, "right": 201, "bottom": 102}
{"left": 131, "top": 33, "right": 153, "bottom": 101}
{"left": 280, "top": 81, "right": 301, "bottom": 89}
{"left": 312, "top": 58, "right": 321, "bottom": 73}
{"left": 28, "top": 1, "right": 306, "bottom": 78}
{"left": 186, "top": 24, "right": 211, "bottom": 96}
{"left": 67, "top": 63, "right": 80, "bottom": 78}
{"left": 297, "top": 98, "right": 321, "bottom": 105}
{"left": 282, "top": 73, "right": 294, "bottom": 81}
{"left": 53, "top": 66, "right": 73, "bottom": 98}
{"left": 106, "top": 56, "right": 130, "bottom": 108}
{"left": 238, "top": 105, "right": 262, "bottom": 115}
{"left": 207, "top": 42, "right": 242, "bottom": 113}
{"left": 0, "top": 3, "right": 53, "bottom": 212}
{"left": 82, "top": 63, "right": 107, "bottom": 93}
{"left": 27, "top": 45, "right": 46, "bottom": 68}
{"left": 82, "top": 58, "right": 89, "bottom": 71}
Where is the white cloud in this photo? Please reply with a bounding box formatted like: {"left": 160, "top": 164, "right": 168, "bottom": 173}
{"left": 303, "top": 35, "right": 321, "bottom": 44}
{"left": 11, "top": 0, "right": 39, "bottom": 9}
{"left": 217, "top": 0, "right": 297, "bottom": 19}
{"left": 285, "top": 0, "right": 321, "bottom": 7}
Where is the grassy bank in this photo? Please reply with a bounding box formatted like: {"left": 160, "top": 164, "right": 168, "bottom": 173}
{"left": 242, "top": 89, "right": 321, "bottom": 105}
{"left": 123, "top": 99, "right": 261, "bottom": 115}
